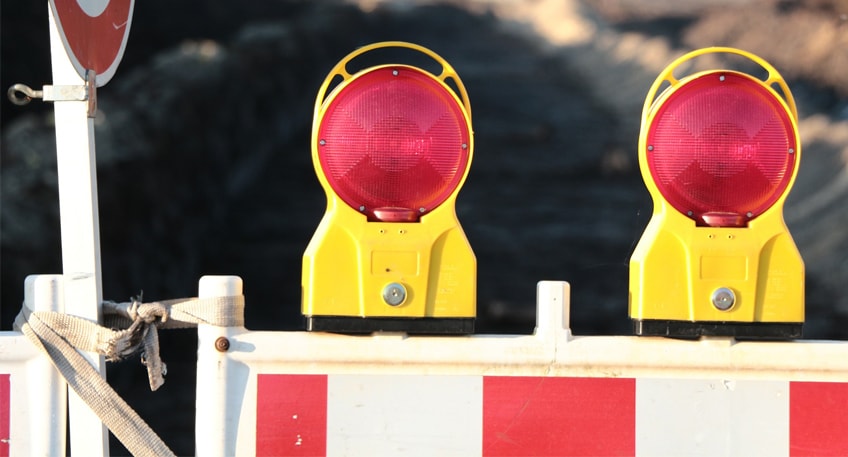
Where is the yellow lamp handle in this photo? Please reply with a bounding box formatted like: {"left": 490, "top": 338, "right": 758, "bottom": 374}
{"left": 313, "top": 41, "right": 472, "bottom": 121}
{"left": 641, "top": 47, "right": 797, "bottom": 124}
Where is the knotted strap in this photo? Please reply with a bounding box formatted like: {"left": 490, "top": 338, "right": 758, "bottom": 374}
{"left": 14, "top": 294, "right": 244, "bottom": 457}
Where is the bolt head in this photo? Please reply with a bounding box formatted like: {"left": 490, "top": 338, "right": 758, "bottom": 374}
{"left": 214, "top": 336, "right": 230, "bottom": 352}
{"left": 382, "top": 282, "right": 407, "bottom": 306}
{"left": 711, "top": 287, "right": 736, "bottom": 311}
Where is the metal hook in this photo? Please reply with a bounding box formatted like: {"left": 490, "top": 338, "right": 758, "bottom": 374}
{"left": 7, "top": 70, "right": 97, "bottom": 117}
{"left": 7, "top": 83, "right": 43, "bottom": 106}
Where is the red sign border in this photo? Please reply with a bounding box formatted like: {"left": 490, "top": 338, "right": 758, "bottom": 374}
{"left": 49, "top": 0, "right": 134, "bottom": 87}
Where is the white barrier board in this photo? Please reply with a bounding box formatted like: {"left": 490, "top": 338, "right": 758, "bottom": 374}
{"left": 196, "top": 278, "right": 848, "bottom": 456}
{"left": 0, "top": 276, "right": 67, "bottom": 456}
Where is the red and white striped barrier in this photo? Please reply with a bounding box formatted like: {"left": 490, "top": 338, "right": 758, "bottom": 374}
{"left": 195, "top": 277, "right": 848, "bottom": 457}
{"left": 254, "top": 374, "right": 847, "bottom": 456}
{"left": 0, "top": 276, "right": 67, "bottom": 456}
{"left": 0, "top": 374, "right": 7, "bottom": 457}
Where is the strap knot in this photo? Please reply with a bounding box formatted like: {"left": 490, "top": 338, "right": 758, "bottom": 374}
{"left": 13, "top": 291, "right": 243, "bottom": 457}
{"left": 126, "top": 296, "right": 169, "bottom": 325}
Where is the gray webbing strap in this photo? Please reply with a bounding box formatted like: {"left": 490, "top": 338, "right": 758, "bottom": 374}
{"left": 14, "top": 295, "right": 244, "bottom": 456}
{"left": 17, "top": 307, "right": 175, "bottom": 457}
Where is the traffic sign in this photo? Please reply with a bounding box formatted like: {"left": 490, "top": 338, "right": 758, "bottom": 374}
{"left": 48, "top": 0, "right": 134, "bottom": 87}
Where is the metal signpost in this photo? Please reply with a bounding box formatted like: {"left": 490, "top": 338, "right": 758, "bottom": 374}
{"left": 46, "top": 0, "right": 134, "bottom": 455}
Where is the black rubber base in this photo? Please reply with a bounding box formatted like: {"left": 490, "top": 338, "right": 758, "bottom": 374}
{"left": 633, "top": 319, "right": 802, "bottom": 339}
{"left": 305, "top": 316, "right": 475, "bottom": 335}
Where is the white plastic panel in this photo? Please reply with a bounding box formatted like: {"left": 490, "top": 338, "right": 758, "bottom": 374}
{"left": 0, "top": 275, "right": 67, "bottom": 456}
{"left": 195, "top": 279, "right": 848, "bottom": 456}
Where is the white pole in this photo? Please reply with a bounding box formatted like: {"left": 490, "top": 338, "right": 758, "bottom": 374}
{"left": 23, "top": 275, "right": 69, "bottom": 457}
{"left": 48, "top": 6, "right": 109, "bottom": 456}
{"left": 196, "top": 276, "right": 244, "bottom": 457}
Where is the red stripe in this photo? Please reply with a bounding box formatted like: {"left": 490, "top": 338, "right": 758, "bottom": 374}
{"left": 483, "top": 376, "right": 635, "bottom": 456}
{"left": 790, "top": 381, "right": 848, "bottom": 456}
{"left": 0, "top": 374, "right": 9, "bottom": 457}
{"left": 256, "top": 374, "right": 327, "bottom": 457}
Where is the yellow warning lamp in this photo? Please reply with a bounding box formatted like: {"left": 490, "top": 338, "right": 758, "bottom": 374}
{"left": 629, "top": 47, "right": 803, "bottom": 338}
{"left": 302, "top": 41, "right": 475, "bottom": 334}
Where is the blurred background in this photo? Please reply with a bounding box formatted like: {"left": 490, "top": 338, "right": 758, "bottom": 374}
{"left": 2, "top": 0, "right": 847, "bottom": 454}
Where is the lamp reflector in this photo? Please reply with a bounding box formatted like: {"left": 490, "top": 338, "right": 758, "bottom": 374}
{"left": 317, "top": 66, "right": 470, "bottom": 221}
{"left": 646, "top": 72, "right": 797, "bottom": 226}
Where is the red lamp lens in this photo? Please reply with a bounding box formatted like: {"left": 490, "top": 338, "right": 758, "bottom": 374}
{"left": 646, "top": 72, "right": 797, "bottom": 226}
{"left": 317, "top": 66, "right": 470, "bottom": 221}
